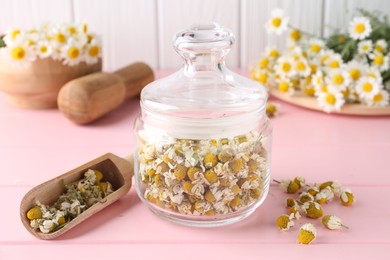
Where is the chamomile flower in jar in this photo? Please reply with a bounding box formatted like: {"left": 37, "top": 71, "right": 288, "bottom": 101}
{"left": 134, "top": 23, "right": 272, "bottom": 227}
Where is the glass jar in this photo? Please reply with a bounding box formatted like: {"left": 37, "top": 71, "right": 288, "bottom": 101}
{"left": 133, "top": 23, "right": 272, "bottom": 227}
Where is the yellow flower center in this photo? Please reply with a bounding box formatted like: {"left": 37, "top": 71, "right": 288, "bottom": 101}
{"left": 321, "top": 55, "right": 328, "bottom": 65}
{"left": 349, "top": 69, "right": 360, "bottom": 81}
{"left": 342, "top": 88, "right": 350, "bottom": 97}
{"left": 278, "top": 81, "right": 290, "bottom": 92}
{"left": 362, "top": 82, "right": 373, "bottom": 92}
{"left": 368, "top": 72, "right": 377, "bottom": 79}
{"left": 375, "top": 45, "right": 384, "bottom": 53}
{"left": 258, "top": 72, "right": 268, "bottom": 84}
{"left": 11, "top": 47, "right": 26, "bottom": 60}
{"left": 321, "top": 85, "right": 328, "bottom": 93}
{"left": 329, "top": 60, "right": 340, "bottom": 68}
{"left": 310, "top": 64, "right": 317, "bottom": 74}
{"left": 87, "top": 34, "right": 94, "bottom": 43}
{"left": 282, "top": 62, "right": 291, "bottom": 72}
{"left": 40, "top": 46, "right": 48, "bottom": 53}
{"left": 55, "top": 33, "right": 66, "bottom": 43}
{"left": 374, "top": 55, "right": 384, "bottom": 65}
{"left": 290, "top": 30, "right": 301, "bottom": 41}
{"left": 82, "top": 23, "right": 88, "bottom": 33}
{"left": 373, "top": 93, "right": 383, "bottom": 102}
{"left": 355, "top": 23, "right": 365, "bottom": 34}
{"left": 88, "top": 45, "right": 99, "bottom": 57}
{"left": 296, "top": 61, "right": 306, "bottom": 71}
{"left": 259, "top": 58, "right": 269, "bottom": 69}
{"left": 333, "top": 74, "right": 344, "bottom": 85}
{"left": 338, "top": 35, "right": 346, "bottom": 43}
{"left": 316, "top": 76, "right": 322, "bottom": 85}
{"left": 325, "top": 93, "right": 336, "bottom": 105}
{"left": 68, "top": 47, "right": 80, "bottom": 59}
{"left": 68, "top": 27, "right": 77, "bottom": 35}
{"left": 305, "top": 87, "right": 315, "bottom": 96}
{"left": 269, "top": 49, "right": 279, "bottom": 58}
{"left": 271, "top": 17, "right": 282, "bottom": 27}
{"left": 362, "top": 45, "right": 369, "bottom": 51}
{"left": 311, "top": 44, "right": 321, "bottom": 53}
{"left": 10, "top": 30, "right": 21, "bottom": 40}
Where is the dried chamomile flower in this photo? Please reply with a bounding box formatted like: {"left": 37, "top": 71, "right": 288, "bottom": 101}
{"left": 276, "top": 214, "right": 294, "bottom": 231}
{"left": 217, "top": 149, "right": 233, "bottom": 163}
{"left": 27, "top": 206, "right": 42, "bottom": 220}
{"left": 298, "top": 192, "right": 314, "bottom": 203}
{"left": 322, "top": 215, "right": 348, "bottom": 230}
{"left": 315, "top": 186, "right": 334, "bottom": 204}
{"left": 293, "top": 176, "right": 306, "bottom": 188}
{"left": 319, "top": 180, "right": 341, "bottom": 195}
{"left": 289, "top": 206, "right": 301, "bottom": 220}
{"left": 274, "top": 179, "right": 300, "bottom": 194}
{"left": 340, "top": 189, "right": 354, "bottom": 206}
{"left": 302, "top": 201, "right": 323, "bottom": 219}
{"left": 305, "top": 185, "right": 320, "bottom": 196}
{"left": 266, "top": 102, "right": 280, "bottom": 117}
{"left": 173, "top": 164, "right": 188, "bottom": 181}
{"left": 298, "top": 223, "right": 317, "bottom": 245}
{"left": 203, "top": 153, "right": 218, "bottom": 168}
{"left": 286, "top": 197, "right": 299, "bottom": 208}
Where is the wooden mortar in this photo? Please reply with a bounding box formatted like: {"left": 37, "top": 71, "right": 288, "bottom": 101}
{"left": 57, "top": 62, "right": 154, "bottom": 124}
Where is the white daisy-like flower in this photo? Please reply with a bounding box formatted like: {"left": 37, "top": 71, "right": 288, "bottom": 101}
{"left": 294, "top": 58, "right": 311, "bottom": 77}
{"left": 317, "top": 89, "right": 345, "bottom": 113}
{"left": 308, "top": 38, "right": 325, "bottom": 56}
{"left": 60, "top": 39, "right": 84, "bottom": 66}
{"left": 326, "top": 68, "right": 351, "bottom": 91}
{"left": 366, "top": 89, "right": 390, "bottom": 107}
{"left": 348, "top": 16, "right": 372, "bottom": 40}
{"left": 365, "top": 67, "right": 383, "bottom": 83}
{"left": 317, "top": 49, "right": 335, "bottom": 66}
{"left": 265, "top": 46, "right": 280, "bottom": 60}
{"left": 277, "top": 78, "right": 294, "bottom": 95}
{"left": 1, "top": 40, "right": 36, "bottom": 68}
{"left": 312, "top": 71, "right": 324, "bottom": 89}
{"left": 275, "top": 56, "right": 296, "bottom": 77}
{"left": 289, "top": 29, "right": 302, "bottom": 42}
{"left": 266, "top": 9, "right": 289, "bottom": 35}
{"left": 356, "top": 76, "right": 381, "bottom": 99}
{"left": 50, "top": 25, "right": 69, "bottom": 47}
{"left": 36, "top": 40, "right": 53, "bottom": 59}
{"left": 3, "top": 28, "right": 23, "bottom": 45}
{"left": 357, "top": 40, "right": 373, "bottom": 55}
{"left": 369, "top": 52, "right": 390, "bottom": 72}
{"left": 325, "top": 53, "right": 344, "bottom": 70}
{"left": 374, "top": 39, "right": 388, "bottom": 54}
{"left": 345, "top": 60, "right": 367, "bottom": 82}
{"left": 84, "top": 38, "right": 102, "bottom": 64}
{"left": 252, "top": 68, "right": 270, "bottom": 85}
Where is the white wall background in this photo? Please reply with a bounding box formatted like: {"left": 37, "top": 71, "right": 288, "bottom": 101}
{"left": 1, "top": 0, "right": 389, "bottom": 71}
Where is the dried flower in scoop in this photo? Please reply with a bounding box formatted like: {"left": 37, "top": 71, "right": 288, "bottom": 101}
{"left": 298, "top": 223, "right": 317, "bottom": 245}
{"left": 276, "top": 214, "right": 294, "bottom": 231}
{"left": 322, "top": 215, "right": 348, "bottom": 230}
{"left": 302, "top": 201, "right": 323, "bottom": 219}
{"left": 274, "top": 179, "right": 300, "bottom": 194}
{"left": 340, "top": 189, "right": 354, "bottom": 206}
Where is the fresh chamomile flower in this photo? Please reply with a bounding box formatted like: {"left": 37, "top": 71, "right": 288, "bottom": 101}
{"left": 312, "top": 71, "right": 324, "bottom": 89}
{"left": 3, "top": 28, "right": 23, "bottom": 45}
{"left": 275, "top": 56, "right": 296, "bottom": 77}
{"left": 294, "top": 58, "right": 311, "bottom": 77}
{"left": 374, "top": 39, "right": 388, "bottom": 54}
{"left": 322, "top": 215, "right": 348, "bottom": 230}
{"left": 84, "top": 38, "right": 102, "bottom": 64}
{"left": 50, "top": 25, "right": 69, "bottom": 47}
{"left": 60, "top": 39, "right": 84, "bottom": 66}
{"left": 265, "top": 46, "right": 280, "bottom": 60}
{"left": 340, "top": 189, "right": 354, "bottom": 206}
{"left": 258, "top": 56, "right": 271, "bottom": 69}
{"left": 289, "top": 29, "right": 302, "bottom": 42}
{"left": 369, "top": 52, "right": 390, "bottom": 72}
{"left": 274, "top": 179, "right": 300, "bottom": 194}
{"left": 325, "top": 53, "right": 343, "bottom": 70}
{"left": 315, "top": 186, "right": 334, "bottom": 204}
{"left": 326, "top": 68, "right": 351, "bottom": 91}
{"left": 251, "top": 68, "right": 270, "bottom": 85}
{"left": 366, "top": 89, "right": 390, "bottom": 107}
{"left": 36, "top": 40, "right": 53, "bottom": 59}
{"left": 277, "top": 78, "right": 295, "bottom": 95}
{"left": 1, "top": 40, "right": 37, "bottom": 68}
{"left": 308, "top": 38, "right": 325, "bottom": 56}
{"left": 266, "top": 9, "right": 289, "bottom": 35}
{"left": 276, "top": 214, "right": 294, "bottom": 231}
{"left": 298, "top": 223, "right": 316, "bottom": 245}
{"left": 317, "top": 88, "right": 345, "bottom": 113}
{"left": 318, "top": 49, "right": 335, "bottom": 66}
{"left": 356, "top": 76, "right": 381, "bottom": 99}
{"left": 348, "top": 16, "right": 372, "bottom": 40}
{"left": 365, "top": 67, "right": 383, "bottom": 82}
{"left": 345, "top": 60, "right": 368, "bottom": 82}
{"left": 358, "top": 40, "right": 373, "bottom": 55}
{"left": 302, "top": 201, "right": 323, "bottom": 219}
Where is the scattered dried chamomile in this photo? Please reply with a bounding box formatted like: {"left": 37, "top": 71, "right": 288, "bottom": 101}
{"left": 266, "top": 102, "right": 280, "bottom": 117}
{"left": 298, "top": 192, "right": 314, "bottom": 203}
{"left": 315, "top": 186, "right": 334, "bottom": 204}
{"left": 273, "top": 179, "right": 300, "bottom": 194}
{"left": 298, "top": 223, "right": 317, "bottom": 245}
{"left": 276, "top": 214, "right": 294, "bottom": 231}
{"left": 340, "top": 189, "right": 354, "bottom": 206}
{"left": 293, "top": 176, "right": 306, "bottom": 188}
{"left": 302, "top": 201, "right": 323, "bottom": 219}
{"left": 322, "top": 215, "right": 348, "bottom": 230}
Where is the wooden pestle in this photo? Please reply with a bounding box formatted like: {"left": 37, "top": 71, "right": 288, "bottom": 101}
{"left": 57, "top": 62, "right": 154, "bottom": 124}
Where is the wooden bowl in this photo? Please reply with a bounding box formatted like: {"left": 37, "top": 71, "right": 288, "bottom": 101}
{"left": 0, "top": 58, "right": 102, "bottom": 109}
{"left": 20, "top": 153, "right": 133, "bottom": 240}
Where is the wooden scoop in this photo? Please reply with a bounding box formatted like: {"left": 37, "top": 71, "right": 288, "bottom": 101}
{"left": 57, "top": 62, "right": 154, "bottom": 124}
{"left": 20, "top": 153, "right": 133, "bottom": 240}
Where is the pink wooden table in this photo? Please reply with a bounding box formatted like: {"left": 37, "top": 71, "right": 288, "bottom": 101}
{"left": 1, "top": 71, "right": 390, "bottom": 259}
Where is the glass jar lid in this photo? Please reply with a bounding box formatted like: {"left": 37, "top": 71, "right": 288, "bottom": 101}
{"left": 140, "top": 23, "right": 268, "bottom": 139}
